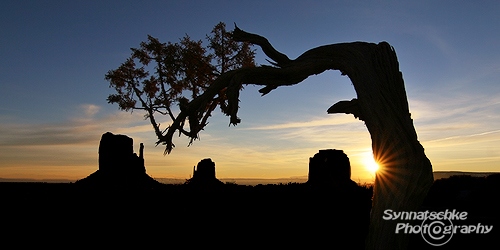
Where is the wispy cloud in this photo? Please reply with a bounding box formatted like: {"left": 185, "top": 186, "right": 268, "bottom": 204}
{"left": 425, "top": 129, "right": 500, "bottom": 145}
{"left": 0, "top": 105, "right": 149, "bottom": 147}
{"left": 241, "top": 115, "right": 358, "bottom": 130}
{"left": 81, "top": 104, "right": 100, "bottom": 117}
{"left": 408, "top": 88, "right": 500, "bottom": 172}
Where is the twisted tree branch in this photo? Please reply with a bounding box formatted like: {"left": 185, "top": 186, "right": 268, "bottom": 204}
{"left": 233, "top": 24, "right": 292, "bottom": 67}
{"left": 158, "top": 26, "right": 433, "bottom": 250}
{"left": 159, "top": 28, "right": 374, "bottom": 153}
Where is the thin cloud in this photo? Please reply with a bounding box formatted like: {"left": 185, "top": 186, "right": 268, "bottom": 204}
{"left": 425, "top": 129, "right": 500, "bottom": 144}
{"left": 242, "top": 115, "right": 359, "bottom": 130}
{"left": 411, "top": 89, "right": 500, "bottom": 142}
{"left": 411, "top": 94, "right": 499, "bottom": 123}
{"left": 0, "top": 104, "right": 149, "bottom": 146}
{"left": 423, "top": 27, "right": 455, "bottom": 58}
{"left": 81, "top": 104, "right": 100, "bottom": 117}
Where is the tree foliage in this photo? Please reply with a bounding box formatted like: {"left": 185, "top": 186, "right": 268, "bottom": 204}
{"left": 105, "top": 22, "right": 255, "bottom": 152}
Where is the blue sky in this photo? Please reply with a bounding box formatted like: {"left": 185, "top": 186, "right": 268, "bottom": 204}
{"left": 1, "top": 1, "right": 499, "bottom": 182}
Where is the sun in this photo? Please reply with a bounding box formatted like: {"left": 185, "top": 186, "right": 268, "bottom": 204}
{"left": 363, "top": 152, "right": 380, "bottom": 175}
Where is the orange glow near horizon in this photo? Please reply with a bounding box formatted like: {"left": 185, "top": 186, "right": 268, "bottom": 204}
{"left": 362, "top": 152, "right": 380, "bottom": 176}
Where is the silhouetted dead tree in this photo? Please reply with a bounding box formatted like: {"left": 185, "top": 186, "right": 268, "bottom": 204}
{"left": 156, "top": 25, "right": 433, "bottom": 249}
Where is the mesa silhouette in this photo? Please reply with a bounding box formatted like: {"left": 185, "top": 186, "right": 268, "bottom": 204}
{"left": 75, "top": 132, "right": 162, "bottom": 190}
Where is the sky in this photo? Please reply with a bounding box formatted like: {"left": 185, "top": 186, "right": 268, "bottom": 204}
{"left": 1, "top": 1, "right": 499, "bottom": 183}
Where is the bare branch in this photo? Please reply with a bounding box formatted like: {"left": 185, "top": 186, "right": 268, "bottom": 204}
{"left": 233, "top": 24, "right": 292, "bottom": 67}
{"left": 327, "top": 98, "right": 364, "bottom": 120}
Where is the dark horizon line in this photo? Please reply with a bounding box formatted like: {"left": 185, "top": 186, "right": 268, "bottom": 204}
{"left": 0, "top": 176, "right": 310, "bottom": 184}
{"left": 1, "top": 171, "right": 499, "bottom": 184}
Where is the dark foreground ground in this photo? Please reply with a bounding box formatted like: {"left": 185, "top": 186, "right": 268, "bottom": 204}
{"left": 1, "top": 175, "right": 499, "bottom": 249}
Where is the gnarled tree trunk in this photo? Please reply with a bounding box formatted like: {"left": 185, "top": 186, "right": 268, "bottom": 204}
{"left": 162, "top": 27, "right": 434, "bottom": 249}
{"left": 326, "top": 42, "right": 434, "bottom": 249}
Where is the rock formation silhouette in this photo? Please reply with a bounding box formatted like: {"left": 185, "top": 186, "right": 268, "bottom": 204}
{"left": 76, "top": 132, "right": 160, "bottom": 190}
{"left": 186, "top": 158, "right": 224, "bottom": 187}
{"left": 98, "top": 132, "right": 145, "bottom": 174}
{"left": 307, "top": 149, "right": 357, "bottom": 189}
